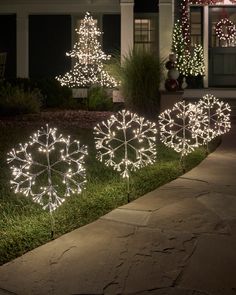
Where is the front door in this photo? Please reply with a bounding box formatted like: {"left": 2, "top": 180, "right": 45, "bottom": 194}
{"left": 209, "top": 7, "right": 236, "bottom": 87}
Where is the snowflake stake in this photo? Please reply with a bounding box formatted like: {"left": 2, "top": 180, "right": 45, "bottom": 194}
{"left": 94, "top": 110, "right": 157, "bottom": 201}
{"left": 7, "top": 125, "right": 87, "bottom": 214}
{"left": 159, "top": 101, "right": 203, "bottom": 169}
{"left": 197, "top": 94, "right": 231, "bottom": 145}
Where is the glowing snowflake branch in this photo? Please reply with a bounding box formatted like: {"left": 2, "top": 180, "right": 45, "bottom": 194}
{"left": 94, "top": 110, "right": 157, "bottom": 179}
{"left": 197, "top": 94, "right": 231, "bottom": 145}
{"left": 94, "top": 110, "right": 157, "bottom": 201}
{"left": 7, "top": 125, "right": 87, "bottom": 213}
{"left": 159, "top": 101, "right": 203, "bottom": 161}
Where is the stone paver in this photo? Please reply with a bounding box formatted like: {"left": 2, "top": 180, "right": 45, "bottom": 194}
{"left": 0, "top": 125, "right": 236, "bottom": 295}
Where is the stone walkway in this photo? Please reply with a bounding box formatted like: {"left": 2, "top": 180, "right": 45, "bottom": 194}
{"left": 0, "top": 126, "right": 236, "bottom": 295}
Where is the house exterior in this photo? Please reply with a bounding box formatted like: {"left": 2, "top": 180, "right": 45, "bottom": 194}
{"left": 0, "top": 0, "right": 236, "bottom": 88}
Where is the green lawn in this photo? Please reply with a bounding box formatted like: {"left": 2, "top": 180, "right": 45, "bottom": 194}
{"left": 0, "top": 122, "right": 218, "bottom": 265}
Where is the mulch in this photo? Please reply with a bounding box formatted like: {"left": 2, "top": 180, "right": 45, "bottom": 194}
{"left": 0, "top": 110, "right": 114, "bottom": 129}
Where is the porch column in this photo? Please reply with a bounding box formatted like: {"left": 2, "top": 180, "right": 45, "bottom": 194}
{"left": 203, "top": 5, "right": 209, "bottom": 88}
{"left": 159, "top": 0, "right": 174, "bottom": 89}
{"left": 16, "top": 12, "right": 29, "bottom": 78}
{"left": 120, "top": 0, "right": 134, "bottom": 63}
{"left": 159, "top": 0, "right": 174, "bottom": 61}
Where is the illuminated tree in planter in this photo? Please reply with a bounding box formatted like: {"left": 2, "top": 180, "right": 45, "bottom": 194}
{"left": 159, "top": 101, "right": 204, "bottom": 170}
{"left": 56, "top": 12, "right": 118, "bottom": 88}
{"left": 189, "top": 44, "right": 205, "bottom": 76}
{"left": 172, "top": 21, "right": 205, "bottom": 79}
{"left": 197, "top": 94, "right": 231, "bottom": 149}
{"left": 94, "top": 110, "right": 157, "bottom": 201}
{"left": 7, "top": 125, "right": 87, "bottom": 237}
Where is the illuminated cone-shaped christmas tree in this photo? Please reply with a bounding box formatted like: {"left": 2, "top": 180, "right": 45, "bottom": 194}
{"left": 56, "top": 12, "right": 118, "bottom": 88}
{"left": 172, "top": 20, "right": 190, "bottom": 76}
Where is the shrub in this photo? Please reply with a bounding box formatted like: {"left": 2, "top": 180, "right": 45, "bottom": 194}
{"left": 88, "top": 86, "right": 113, "bottom": 111}
{"left": 109, "top": 50, "right": 163, "bottom": 118}
{"left": 36, "top": 78, "right": 73, "bottom": 109}
{"left": 0, "top": 83, "right": 42, "bottom": 115}
{"left": 6, "top": 78, "right": 74, "bottom": 109}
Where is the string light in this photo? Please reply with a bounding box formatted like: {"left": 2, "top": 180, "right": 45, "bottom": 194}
{"left": 7, "top": 125, "right": 87, "bottom": 212}
{"left": 56, "top": 12, "right": 119, "bottom": 88}
{"left": 159, "top": 101, "right": 203, "bottom": 157}
{"left": 94, "top": 110, "right": 157, "bottom": 179}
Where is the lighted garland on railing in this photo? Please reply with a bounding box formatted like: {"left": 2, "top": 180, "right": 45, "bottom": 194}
{"left": 7, "top": 125, "right": 87, "bottom": 237}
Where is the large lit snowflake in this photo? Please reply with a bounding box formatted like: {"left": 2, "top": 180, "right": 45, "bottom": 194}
{"left": 7, "top": 125, "right": 87, "bottom": 212}
{"left": 197, "top": 94, "right": 231, "bottom": 143}
{"left": 159, "top": 101, "right": 204, "bottom": 157}
{"left": 94, "top": 110, "right": 157, "bottom": 178}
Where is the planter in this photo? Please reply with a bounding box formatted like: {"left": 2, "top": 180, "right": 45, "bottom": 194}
{"left": 186, "top": 75, "right": 204, "bottom": 89}
{"left": 72, "top": 88, "right": 88, "bottom": 98}
{"left": 112, "top": 89, "right": 124, "bottom": 103}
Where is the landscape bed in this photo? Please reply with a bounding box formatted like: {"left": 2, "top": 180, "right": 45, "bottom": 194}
{"left": 0, "top": 111, "right": 219, "bottom": 265}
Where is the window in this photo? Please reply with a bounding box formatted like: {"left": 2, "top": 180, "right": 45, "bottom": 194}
{"left": 190, "top": 7, "right": 203, "bottom": 46}
{"left": 134, "top": 18, "right": 157, "bottom": 52}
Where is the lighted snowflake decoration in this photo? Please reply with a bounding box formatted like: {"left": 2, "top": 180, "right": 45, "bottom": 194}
{"left": 197, "top": 94, "right": 231, "bottom": 142}
{"left": 94, "top": 110, "right": 157, "bottom": 178}
{"left": 159, "top": 101, "right": 204, "bottom": 157}
{"left": 7, "top": 125, "right": 87, "bottom": 212}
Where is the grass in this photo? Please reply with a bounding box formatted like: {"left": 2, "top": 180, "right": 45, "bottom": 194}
{"left": 0, "top": 123, "right": 219, "bottom": 266}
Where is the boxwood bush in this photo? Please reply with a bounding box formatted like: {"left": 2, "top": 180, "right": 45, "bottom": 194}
{"left": 0, "top": 83, "right": 42, "bottom": 115}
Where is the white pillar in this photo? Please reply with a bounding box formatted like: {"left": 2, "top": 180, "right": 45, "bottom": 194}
{"left": 158, "top": 0, "right": 174, "bottom": 61}
{"left": 120, "top": 0, "right": 134, "bottom": 63}
{"left": 159, "top": 0, "right": 174, "bottom": 90}
{"left": 17, "top": 12, "right": 29, "bottom": 78}
{"left": 203, "top": 5, "right": 209, "bottom": 88}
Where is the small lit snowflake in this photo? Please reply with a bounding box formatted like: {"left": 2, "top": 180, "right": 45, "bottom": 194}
{"left": 159, "top": 101, "right": 204, "bottom": 156}
{"left": 197, "top": 94, "right": 231, "bottom": 143}
{"left": 7, "top": 125, "right": 87, "bottom": 212}
{"left": 94, "top": 110, "right": 157, "bottom": 178}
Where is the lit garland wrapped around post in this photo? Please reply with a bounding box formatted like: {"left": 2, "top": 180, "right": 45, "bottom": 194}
{"left": 7, "top": 125, "right": 87, "bottom": 238}
{"left": 94, "top": 110, "right": 157, "bottom": 202}
{"left": 159, "top": 101, "right": 204, "bottom": 171}
{"left": 56, "top": 12, "right": 118, "bottom": 89}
